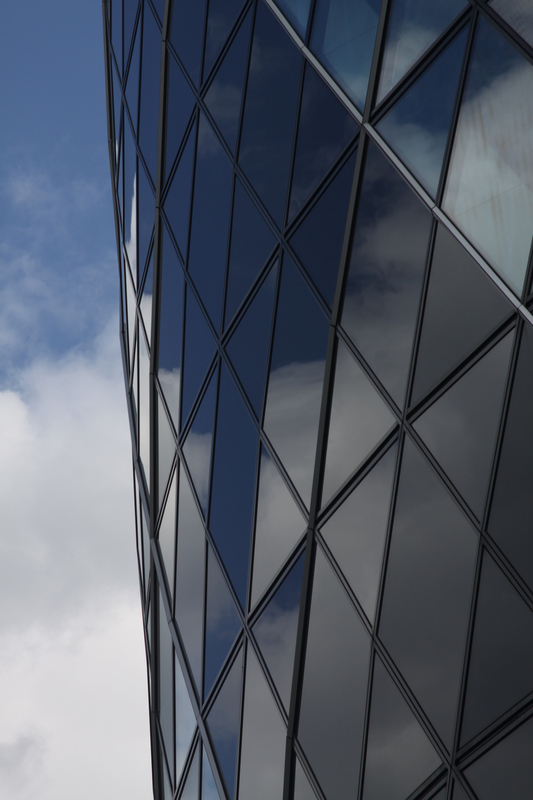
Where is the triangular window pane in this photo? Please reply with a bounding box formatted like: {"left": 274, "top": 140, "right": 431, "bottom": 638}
{"left": 275, "top": 0, "right": 312, "bottom": 38}
{"left": 138, "top": 163, "right": 155, "bottom": 292}
{"left": 203, "top": 546, "right": 241, "bottom": 699}
{"left": 464, "top": 715, "right": 533, "bottom": 800}
{"left": 158, "top": 392, "right": 176, "bottom": 516}
{"left": 165, "top": 54, "right": 196, "bottom": 184}
{"left": 180, "top": 745, "right": 200, "bottom": 800}
{"left": 206, "top": 648, "right": 243, "bottom": 799}
{"left": 294, "top": 757, "right": 317, "bottom": 800}
{"left": 157, "top": 224, "right": 185, "bottom": 433}
{"left": 140, "top": 248, "right": 154, "bottom": 343}
{"left": 204, "top": 0, "right": 246, "bottom": 80}
{"left": 175, "top": 655, "right": 197, "bottom": 785}
{"left": 158, "top": 465, "right": 177, "bottom": 594}
{"left": 182, "top": 368, "right": 217, "bottom": 517}
{"left": 170, "top": 0, "right": 207, "bottom": 86}
{"left": 202, "top": 747, "right": 222, "bottom": 800}
{"left": 125, "top": 17, "right": 141, "bottom": 131}
{"left": 163, "top": 120, "right": 196, "bottom": 261}
{"left": 158, "top": 587, "right": 175, "bottom": 779}
{"left": 139, "top": 2, "right": 162, "bottom": 181}
{"left": 181, "top": 287, "right": 216, "bottom": 430}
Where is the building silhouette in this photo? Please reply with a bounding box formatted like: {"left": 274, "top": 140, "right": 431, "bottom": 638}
{"left": 103, "top": 1, "right": 533, "bottom": 798}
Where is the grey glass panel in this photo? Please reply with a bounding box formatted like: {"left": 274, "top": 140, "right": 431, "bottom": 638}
{"left": 379, "top": 437, "right": 477, "bottom": 747}
{"left": 138, "top": 163, "right": 154, "bottom": 293}
{"left": 202, "top": 746, "right": 222, "bottom": 800}
{"left": 181, "top": 287, "right": 216, "bottom": 430}
{"left": 204, "top": 0, "right": 245, "bottom": 79}
{"left": 140, "top": 495, "right": 151, "bottom": 603}
{"left": 176, "top": 654, "right": 197, "bottom": 784}
{"left": 321, "top": 442, "right": 397, "bottom": 623}
{"left": 489, "top": 325, "right": 533, "bottom": 591}
{"left": 139, "top": 330, "right": 151, "bottom": 490}
{"left": 204, "top": 546, "right": 241, "bottom": 699}
{"left": 140, "top": 249, "right": 154, "bottom": 343}
{"left": 264, "top": 255, "right": 329, "bottom": 507}
{"left": 464, "top": 716, "right": 533, "bottom": 800}
{"left": 125, "top": 18, "right": 141, "bottom": 132}
{"left": 125, "top": 264, "right": 137, "bottom": 371}
{"left": 207, "top": 648, "right": 243, "bottom": 799}
{"left": 412, "top": 224, "right": 512, "bottom": 405}
{"left": 461, "top": 553, "right": 533, "bottom": 744}
{"left": 253, "top": 554, "right": 304, "bottom": 710}
{"left": 489, "top": 0, "right": 533, "bottom": 48}
{"left": 251, "top": 448, "right": 306, "bottom": 609}
{"left": 238, "top": 646, "right": 286, "bottom": 800}
{"left": 238, "top": 2, "right": 302, "bottom": 226}
{"left": 163, "top": 757, "right": 173, "bottom": 800}
{"left": 224, "top": 179, "right": 277, "bottom": 328}
{"left": 377, "top": 0, "right": 466, "bottom": 102}
{"left": 188, "top": 114, "right": 233, "bottom": 328}
{"left": 289, "top": 150, "right": 356, "bottom": 306}
{"left": 363, "top": 658, "right": 442, "bottom": 800}
{"left": 322, "top": 338, "right": 396, "bottom": 505}
{"left": 341, "top": 141, "right": 432, "bottom": 406}
{"left": 183, "top": 368, "right": 217, "bottom": 516}
{"left": 413, "top": 332, "right": 513, "bottom": 518}
{"left": 159, "top": 466, "right": 177, "bottom": 592}
{"left": 376, "top": 26, "right": 468, "bottom": 197}
{"left": 159, "top": 588, "right": 175, "bottom": 780}
{"left": 452, "top": 782, "right": 470, "bottom": 800}
{"left": 181, "top": 745, "right": 200, "bottom": 800}
{"left": 443, "top": 18, "right": 533, "bottom": 294}
{"left": 299, "top": 547, "right": 371, "bottom": 798}
{"left": 158, "top": 392, "right": 176, "bottom": 516}
{"left": 293, "top": 758, "right": 317, "bottom": 800}
{"left": 210, "top": 364, "right": 259, "bottom": 608}
{"left": 226, "top": 263, "right": 278, "bottom": 419}
{"left": 139, "top": 2, "right": 161, "bottom": 181}
{"left": 158, "top": 225, "right": 185, "bottom": 432}
{"left": 165, "top": 54, "right": 196, "bottom": 183}
{"left": 175, "top": 465, "right": 206, "bottom": 691}
{"left": 164, "top": 120, "right": 197, "bottom": 260}
{"left": 171, "top": 0, "right": 206, "bottom": 86}
{"left": 310, "top": 0, "right": 381, "bottom": 111}
{"left": 289, "top": 63, "right": 358, "bottom": 220}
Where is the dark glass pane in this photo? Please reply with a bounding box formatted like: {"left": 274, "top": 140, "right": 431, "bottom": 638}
{"left": 204, "top": 545, "right": 242, "bottom": 699}
{"left": 253, "top": 554, "right": 304, "bottom": 710}
{"left": 202, "top": 747, "right": 221, "bottom": 800}
{"left": 461, "top": 552, "right": 533, "bottom": 744}
{"left": 363, "top": 658, "right": 441, "bottom": 800}
{"left": 175, "top": 654, "right": 197, "bottom": 783}
{"left": 204, "top": 10, "right": 252, "bottom": 154}
{"left": 294, "top": 758, "right": 317, "bottom": 800}
{"left": 159, "top": 467, "right": 177, "bottom": 594}
{"left": 443, "top": 18, "right": 533, "bottom": 294}
{"left": 322, "top": 338, "right": 396, "bottom": 505}
{"left": 124, "top": 0, "right": 140, "bottom": 68}
{"left": 274, "top": 0, "right": 312, "bottom": 38}
{"left": 299, "top": 547, "right": 371, "bottom": 798}
{"left": 138, "top": 163, "right": 155, "bottom": 291}
{"left": 412, "top": 224, "right": 512, "bottom": 405}
{"left": 251, "top": 447, "right": 306, "bottom": 608}
{"left": 204, "top": 0, "right": 245, "bottom": 79}
{"left": 170, "top": 0, "right": 206, "bottom": 86}
{"left": 264, "top": 255, "right": 329, "bottom": 506}
{"left": 413, "top": 332, "right": 513, "bottom": 518}
{"left": 489, "top": 325, "right": 533, "bottom": 591}
{"left": 206, "top": 648, "right": 243, "bottom": 799}
{"left": 111, "top": 0, "right": 123, "bottom": 73}
{"left": 490, "top": 0, "right": 533, "bottom": 48}
{"left": 377, "top": 0, "right": 467, "bottom": 102}
{"left": 289, "top": 151, "right": 356, "bottom": 306}
{"left": 310, "top": 0, "right": 381, "bottom": 111}
{"left": 164, "top": 120, "right": 196, "bottom": 260}
{"left": 464, "top": 716, "right": 533, "bottom": 800}
{"left": 181, "top": 287, "right": 216, "bottom": 430}
{"left": 289, "top": 63, "right": 358, "bottom": 220}
{"left": 188, "top": 114, "right": 233, "bottom": 328}
{"left": 165, "top": 54, "right": 196, "bottom": 183}
{"left": 226, "top": 263, "right": 278, "bottom": 418}
{"left": 125, "top": 18, "right": 141, "bottom": 132}
{"left": 209, "top": 364, "right": 259, "bottom": 608}
{"left": 139, "top": 2, "right": 162, "bottom": 181}
{"left": 159, "top": 588, "right": 175, "bottom": 779}
{"left": 175, "top": 464, "right": 206, "bottom": 691}
{"left": 238, "top": 2, "right": 302, "bottom": 226}
{"left": 376, "top": 26, "right": 468, "bottom": 197}
{"left": 224, "top": 179, "right": 277, "bottom": 328}
{"left": 181, "top": 745, "right": 200, "bottom": 800}
{"left": 341, "top": 141, "right": 432, "bottom": 406}
{"left": 320, "top": 443, "right": 397, "bottom": 623}
{"left": 151, "top": 0, "right": 164, "bottom": 23}
{"left": 158, "top": 225, "right": 185, "bottom": 432}
{"left": 379, "top": 437, "right": 478, "bottom": 747}
{"left": 158, "top": 392, "right": 176, "bottom": 515}
{"left": 238, "top": 646, "right": 286, "bottom": 799}
{"left": 183, "top": 367, "right": 217, "bottom": 516}
{"left": 452, "top": 781, "right": 470, "bottom": 800}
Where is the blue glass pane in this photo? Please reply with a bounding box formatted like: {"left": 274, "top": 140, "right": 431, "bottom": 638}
{"left": 164, "top": 119, "right": 196, "bottom": 260}
{"left": 125, "top": 16, "right": 141, "bottom": 132}
{"left": 158, "top": 466, "right": 177, "bottom": 598}
{"left": 151, "top": 0, "right": 164, "bottom": 24}
{"left": 181, "top": 287, "right": 216, "bottom": 429}
{"left": 171, "top": 0, "right": 207, "bottom": 86}
{"left": 183, "top": 366, "right": 217, "bottom": 516}
{"left": 376, "top": 26, "right": 468, "bottom": 197}
{"left": 111, "top": 0, "right": 123, "bottom": 73}
{"left": 202, "top": 747, "right": 221, "bottom": 800}
{"left": 124, "top": 110, "right": 138, "bottom": 282}
{"left": 310, "top": 0, "right": 381, "bottom": 111}
{"left": 124, "top": 0, "right": 140, "bottom": 74}
{"left": 209, "top": 364, "right": 259, "bottom": 608}
{"left": 158, "top": 225, "right": 184, "bottom": 432}
{"left": 158, "top": 391, "right": 176, "bottom": 517}
{"left": 224, "top": 179, "right": 277, "bottom": 327}
{"left": 139, "top": 2, "right": 162, "bottom": 181}
{"left": 138, "top": 162, "right": 154, "bottom": 284}
{"left": 273, "top": 0, "right": 312, "bottom": 38}
{"left": 188, "top": 114, "right": 233, "bottom": 329}
{"left": 239, "top": 2, "right": 302, "bottom": 226}
{"left": 206, "top": 648, "right": 243, "bottom": 799}
{"left": 290, "top": 151, "right": 355, "bottom": 306}
{"left": 204, "top": 0, "right": 246, "bottom": 79}
{"left": 165, "top": 54, "right": 196, "bottom": 183}
{"left": 204, "top": 545, "right": 242, "bottom": 698}
{"left": 289, "top": 64, "right": 358, "bottom": 220}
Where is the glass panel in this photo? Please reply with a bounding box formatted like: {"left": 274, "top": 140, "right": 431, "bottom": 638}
{"left": 293, "top": 758, "right": 317, "bottom": 800}
{"left": 175, "top": 464, "right": 206, "bottom": 692}
{"left": 139, "top": 2, "right": 162, "bottom": 181}
{"left": 125, "top": 265, "right": 137, "bottom": 368}
{"left": 377, "top": 0, "right": 467, "bottom": 102}
{"left": 125, "top": 17, "right": 141, "bottom": 132}
{"left": 165, "top": 54, "right": 196, "bottom": 183}
{"left": 464, "top": 715, "right": 533, "bottom": 800}
{"left": 124, "top": 0, "right": 139, "bottom": 69}
{"left": 140, "top": 495, "right": 151, "bottom": 603}
{"left": 204, "top": 0, "right": 246, "bottom": 79}
{"left": 206, "top": 648, "right": 243, "bottom": 799}
{"left": 341, "top": 141, "right": 432, "bottom": 407}
{"left": 226, "top": 263, "right": 278, "bottom": 418}
{"left": 238, "top": 646, "right": 286, "bottom": 800}
{"left": 163, "top": 757, "right": 173, "bottom": 800}
{"left": 412, "top": 224, "right": 512, "bottom": 405}
{"left": 289, "top": 150, "right": 356, "bottom": 306}
{"left": 204, "top": 546, "right": 241, "bottom": 699}
{"left": 310, "top": 0, "right": 381, "bottom": 111}
{"left": 274, "top": 0, "right": 312, "bottom": 38}
{"left": 202, "top": 746, "right": 222, "bottom": 800}
{"left": 176, "top": 654, "right": 197, "bottom": 784}
{"left": 251, "top": 448, "right": 306, "bottom": 609}
{"left": 181, "top": 744, "right": 200, "bottom": 800}
{"left": 140, "top": 249, "right": 154, "bottom": 342}
{"left": 253, "top": 554, "right": 305, "bottom": 710}
{"left": 299, "top": 547, "right": 371, "bottom": 798}
{"left": 171, "top": 0, "right": 207, "bottom": 86}
{"left": 443, "top": 18, "right": 533, "bottom": 295}
{"left": 183, "top": 367, "right": 217, "bottom": 516}
{"left": 320, "top": 442, "right": 397, "bottom": 623}
{"left": 451, "top": 781, "right": 470, "bottom": 800}
{"left": 159, "top": 465, "right": 177, "bottom": 592}
{"left": 159, "top": 587, "right": 175, "bottom": 780}
{"left": 209, "top": 364, "right": 259, "bottom": 608}
{"left": 363, "top": 657, "right": 442, "bottom": 800}
{"left": 376, "top": 26, "right": 468, "bottom": 197}
{"left": 461, "top": 552, "right": 533, "bottom": 744}
{"left": 164, "top": 119, "right": 197, "bottom": 260}
{"left": 264, "top": 255, "right": 329, "bottom": 507}
{"left": 238, "top": 1, "right": 302, "bottom": 226}
{"left": 158, "top": 224, "right": 185, "bottom": 433}
{"left": 322, "top": 338, "right": 396, "bottom": 504}
{"left": 289, "top": 63, "right": 358, "bottom": 221}
{"left": 413, "top": 332, "right": 513, "bottom": 519}
{"left": 158, "top": 392, "right": 176, "bottom": 516}
{"left": 124, "top": 123, "right": 138, "bottom": 284}
{"left": 151, "top": 0, "right": 164, "bottom": 23}
{"left": 181, "top": 286, "right": 216, "bottom": 430}
{"left": 379, "top": 437, "right": 478, "bottom": 747}
{"left": 139, "top": 330, "right": 151, "bottom": 489}
{"left": 188, "top": 114, "right": 233, "bottom": 328}
{"left": 138, "top": 164, "right": 154, "bottom": 292}
{"left": 489, "top": 0, "right": 533, "bottom": 48}
{"left": 111, "top": 0, "right": 123, "bottom": 72}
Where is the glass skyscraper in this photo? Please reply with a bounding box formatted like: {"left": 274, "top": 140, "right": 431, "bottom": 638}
{"left": 103, "top": 1, "right": 533, "bottom": 798}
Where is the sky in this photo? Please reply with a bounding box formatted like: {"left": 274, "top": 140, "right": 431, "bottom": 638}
{"left": 0, "top": 2, "right": 153, "bottom": 798}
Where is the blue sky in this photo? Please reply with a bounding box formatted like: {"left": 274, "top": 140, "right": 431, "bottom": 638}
{"left": 0, "top": 3, "right": 152, "bottom": 797}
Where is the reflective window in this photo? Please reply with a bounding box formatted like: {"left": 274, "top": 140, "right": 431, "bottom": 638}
{"left": 451, "top": 781, "right": 469, "bottom": 800}
{"left": 139, "top": 330, "right": 151, "bottom": 490}
{"left": 183, "top": 367, "right": 217, "bottom": 516}
{"left": 274, "top": 0, "right": 312, "bottom": 38}
{"left": 158, "top": 224, "right": 185, "bottom": 432}
{"left": 164, "top": 120, "right": 197, "bottom": 260}
{"left": 124, "top": 122, "right": 138, "bottom": 284}
{"left": 158, "top": 465, "right": 177, "bottom": 593}
{"left": 293, "top": 757, "right": 317, "bottom": 800}
{"left": 175, "top": 654, "right": 197, "bottom": 785}
{"left": 140, "top": 250, "right": 154, "bottom": 344}
{"left": 203, "top": 545, "right": 241, "bottom": 699}
{"left": 138, "top": 164, "right": 154, "bottom": 294}
{"left": 202, "top": 746, "right": 221, "bottom": 800}
{"left": 125, "top": 18, "right": 141, "bottom": 132}
{"left": 206, "top": 648, "right": 243, "bottom": 799}
{"left": 489, "top": 0, "right": 533, "bottom": 48}
{"left": 165, "top": 54, "right": 196, "bottom": 183}
{"left": 124, "top": 0, "right": 139, "bottom": 70}
{"left": 180, "top": 744, "right": 200, "bottom": 800}
{"left": 139, "top": 2, "right": 162, "bottom": 181}
{"left": 111, "top": 0, "right": 123, "bottom": 72}
{"left": 181, "top": 286, "right": 216, "bottom": 430}
{"left": 158, "top": 392, "right": 176, "bottom": 516}
{"left": 159, "top": 587, "right": 175, "bottom": 780}
{"left": 204, "top": 0, "right": 245, "bottom": 78}
{"left": 170, "top": 0, "right": 207, "bottom": 86}
{"left": 464, "top": 715, "right": 533, "bottom": 800}
{"left": 151, "top": 0, "right": 164, "bottom": 23}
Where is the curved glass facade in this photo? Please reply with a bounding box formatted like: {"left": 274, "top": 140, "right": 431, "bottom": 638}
{"left": 103, "top": 1, "right": 533, "bottom": 798}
